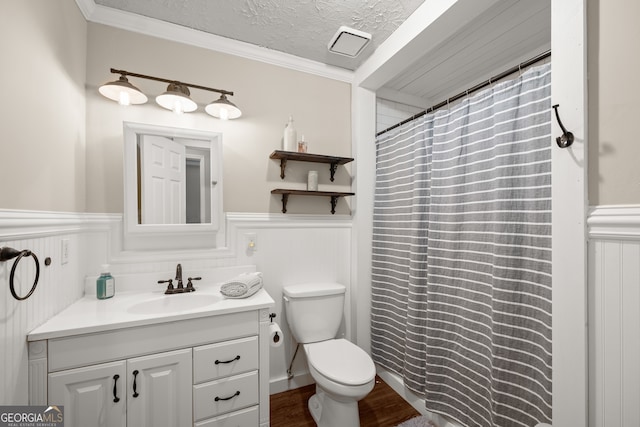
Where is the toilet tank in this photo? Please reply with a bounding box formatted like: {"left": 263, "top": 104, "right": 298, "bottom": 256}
{"left": 283, "top": 283, "right": 346, "bottom": 344}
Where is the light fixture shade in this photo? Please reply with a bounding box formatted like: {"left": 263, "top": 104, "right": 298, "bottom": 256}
{"left": 205, "top": 94, "right": 242, "bottom": 120}
{"left": 98, "top": 75, "right": 148, "bottom": 105}
{"left": 156, "top": 82, "right": 197, "bottom": 114}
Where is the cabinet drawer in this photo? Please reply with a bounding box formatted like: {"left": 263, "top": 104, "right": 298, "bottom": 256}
{"left": 48, "top": 311, "right": 258, "bottom": 372}
{"left": 193, "top": 371, "right": 258, "bottom": 421}
{"left": 193, "top": 336, "right": 258, "bottom": 384}
{"left": 194, "top": 405, "right": 258, "bottom": 427}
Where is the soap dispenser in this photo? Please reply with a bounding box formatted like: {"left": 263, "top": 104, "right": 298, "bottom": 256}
{"left": 96, "top": 264, "right": 115, "bottom": 299}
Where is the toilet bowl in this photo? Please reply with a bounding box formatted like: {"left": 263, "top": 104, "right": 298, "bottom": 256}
{"left": 283, "top": 283, "right": 376, "bottom": 427}
{"left": 304, "top": 339, "right": 375, "bottom": 427}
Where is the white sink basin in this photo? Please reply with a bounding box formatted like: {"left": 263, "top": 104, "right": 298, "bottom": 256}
{"left": 127, "top": 293, "right": 221, "bottom": 315}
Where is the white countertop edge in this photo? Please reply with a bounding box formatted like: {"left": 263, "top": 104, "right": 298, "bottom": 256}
{"left": 28, "top": 286, "right": 274, "bottom": 342}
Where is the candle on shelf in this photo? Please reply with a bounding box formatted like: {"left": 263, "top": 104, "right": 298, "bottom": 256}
{"left": 307, "top": 171, "right": 318, "bottom": 191}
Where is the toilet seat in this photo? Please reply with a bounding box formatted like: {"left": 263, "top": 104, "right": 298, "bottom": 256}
{"left": 304, "top": 339, "right": 375, "bottom": 386}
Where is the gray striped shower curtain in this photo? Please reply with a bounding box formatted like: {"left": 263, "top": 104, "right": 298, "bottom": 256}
{"left": 371, "top": 63, "right": 551, "bottom": 427}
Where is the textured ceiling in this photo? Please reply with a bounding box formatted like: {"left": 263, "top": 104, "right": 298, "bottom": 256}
{"left": 94, "top": 0, "right": 426, "bottom": 70}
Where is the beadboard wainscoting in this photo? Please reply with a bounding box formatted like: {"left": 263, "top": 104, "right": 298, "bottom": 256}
{"left": 0, "top": 210, "right": 353, "bottom": 405}
{"left": 0, "top": 210, "right": 109, "bottom": 405}
{"left": 588, "top": 205, "right": 640, "bottom": 427}
{"left": 227, "top": 213, "right": 353, "bottom": 394}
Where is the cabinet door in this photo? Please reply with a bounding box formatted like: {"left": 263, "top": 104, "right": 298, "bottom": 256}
{"left": 126, "top": 348, "right": 192, "bottom": 427}
{"left": 48, "top": 360, "right": 126, "bottom": 427}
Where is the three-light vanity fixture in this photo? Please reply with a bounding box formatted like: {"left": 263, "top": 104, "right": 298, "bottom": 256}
{"left": 98, "top": 68, "right": 242, "bottom": 119}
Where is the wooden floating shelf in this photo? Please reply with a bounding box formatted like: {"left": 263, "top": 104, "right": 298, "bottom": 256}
{"left": 271, "top": 189, "right": 355, "bottom": 214}
{"left": 269, "top": 150, "right": 354, "bottom": 181}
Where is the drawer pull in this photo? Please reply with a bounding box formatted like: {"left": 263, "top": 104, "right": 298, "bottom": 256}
{"left": 132, "top": 370, "right": 139, "bottom": 398}
{"left": 215, "top": 355, "right": 240, "bottom": 365}
{"left": 112, "top": 374, "right": 120, "bottom": 403}
{"left": 215, "top": 390, "right": 240, "bottom": 402}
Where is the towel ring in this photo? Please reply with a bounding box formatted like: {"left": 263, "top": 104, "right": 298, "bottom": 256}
{"left": 1, "top": 247, "right": 40, "bottom": 301}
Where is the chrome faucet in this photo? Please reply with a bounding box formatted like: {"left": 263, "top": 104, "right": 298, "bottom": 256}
{"left": 175, "top": 263, "right": 183, "bottom": 290}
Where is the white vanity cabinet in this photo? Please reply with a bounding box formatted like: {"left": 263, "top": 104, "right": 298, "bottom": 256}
{"left": 29, "top": 304, "right": 273, "bottom": 427}
{"left": 48, "top": 349, "right": 192, "bottom": 427}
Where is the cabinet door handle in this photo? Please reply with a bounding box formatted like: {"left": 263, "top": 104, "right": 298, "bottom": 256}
{"left": 132, "top": 370, "right": 139, "bottom": 398}
{"left": 112, "top": 374, "right": 120, "bottom": 403}
{"left": 215, "top": 355, "right": 240, "bottom": 365}
{"left": 215, "top": 390, "right": 240, "bottom": 401}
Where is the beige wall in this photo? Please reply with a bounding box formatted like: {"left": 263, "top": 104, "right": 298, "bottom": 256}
{"left": 7, "top": 0, "right": 639, "bottom": 212}
{"left": 0, "top": 1, "right": 351, "bottom": 215}
{"left": 1, "top": 0, "right": 87, "bottom": 212}
{"left": 85, "top": 24, "right": 352, "bottom": 215}
{"left": 588, "top": 0, "right": 640, "bottom": 205}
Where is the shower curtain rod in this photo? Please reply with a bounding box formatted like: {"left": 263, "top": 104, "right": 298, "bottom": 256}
{"left": 376, "top": 49, "right": 551, "bottom": 137}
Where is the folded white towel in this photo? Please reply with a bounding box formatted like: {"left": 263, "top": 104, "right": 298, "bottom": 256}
{"left": 220, "top": 272, "right": 263, "bottom": 298}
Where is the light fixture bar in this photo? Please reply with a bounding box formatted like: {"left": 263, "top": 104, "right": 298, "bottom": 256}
{"left": 109, "top": 68, "right": 234, "bottom": 96}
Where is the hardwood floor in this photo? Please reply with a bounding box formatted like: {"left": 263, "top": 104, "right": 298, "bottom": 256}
{"left": 270, "top": 376, "right": 421, "bottom": 426}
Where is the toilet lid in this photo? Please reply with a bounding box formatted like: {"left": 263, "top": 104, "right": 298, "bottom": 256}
{"left": 305, "top": 339, "right": 375, "bottom": 386}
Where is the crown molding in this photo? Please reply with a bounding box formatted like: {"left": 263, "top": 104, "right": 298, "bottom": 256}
{"left": 74, "top": 0, "right": 96, "bottom": 18}
{"left": 74, "top": 0, "right": 354, "bottom": 83}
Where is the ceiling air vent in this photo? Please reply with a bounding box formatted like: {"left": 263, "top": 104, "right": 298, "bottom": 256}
{"left": 328, "top": 26, "right": 371, "bottom": 57}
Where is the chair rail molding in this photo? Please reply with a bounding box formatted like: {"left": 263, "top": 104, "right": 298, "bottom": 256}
{"left": 588, "top": 205, "right": 640, "bottom": 240}
{"left": 0, "top": 210, "right": 118, "bottom": 240}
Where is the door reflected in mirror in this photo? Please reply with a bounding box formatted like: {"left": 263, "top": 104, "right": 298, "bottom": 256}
{"left": 137, "top": 134, "right": 212, "bottom": 225}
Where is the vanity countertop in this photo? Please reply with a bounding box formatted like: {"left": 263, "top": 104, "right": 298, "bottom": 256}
{"left": 28, "top": 284, "right": 274, "bottom": 341}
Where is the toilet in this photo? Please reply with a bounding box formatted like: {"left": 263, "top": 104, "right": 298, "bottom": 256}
{"left": 283, "top": 283, "right": 375, "bottom": 427}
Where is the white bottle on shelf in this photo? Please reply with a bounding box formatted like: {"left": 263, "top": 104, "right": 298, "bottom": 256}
{"left": 283, "top": 116, "right": 297, "bottom": 152}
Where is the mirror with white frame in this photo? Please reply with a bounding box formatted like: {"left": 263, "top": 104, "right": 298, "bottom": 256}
{"left": 123, "top": 122, "right": 223, "bottom": 250}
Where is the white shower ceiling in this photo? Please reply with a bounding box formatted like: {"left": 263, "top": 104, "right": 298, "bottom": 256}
{"left": 382, "top": 0, "right": 551, "bottom": 108}
{"left": 93, "top": 0, "right": 426, "bottom": 70}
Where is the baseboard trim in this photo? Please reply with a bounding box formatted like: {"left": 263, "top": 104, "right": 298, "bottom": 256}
{"left": 269, "top": 372, "right": 314, "bottom": 395}
{"left": 375, "top": 367, "right": 428, "bottom": 417}
{"left": 376, "top": 365, "right": 461, "bottom": 427}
